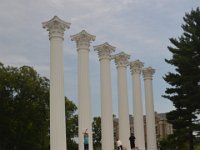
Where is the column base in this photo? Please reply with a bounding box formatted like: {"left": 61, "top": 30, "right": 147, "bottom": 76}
{"left": 129, "top": 148, "right": 145, "bottom": 150}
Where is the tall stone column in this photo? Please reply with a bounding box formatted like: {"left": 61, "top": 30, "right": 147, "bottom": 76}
{"left": 94, "top": 42, "right": 115, "bottom": 150}
{"left": 130, "top": 60, "right": 145, "bottom": 150}
{"left": 142, "top": 67, "right": 157, "bottom": 150}
{"left": 113, "top": 52, "right": 131, "bottom": 149}
{"left": 42, "top": 16, "right": 71, "bottom": 150}
{"left": 71, "top": 30, "right": 95, "bottom": 150}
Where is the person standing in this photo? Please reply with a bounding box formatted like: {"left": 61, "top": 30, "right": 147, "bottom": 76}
{"left": 129, "top": 133, "right": 136, "bottom": 150}
{"left": 116, "top": 139, "right": 123, "bottom": 150}
{"left": 84, "top": 132, "right": 89, "bottom": 150}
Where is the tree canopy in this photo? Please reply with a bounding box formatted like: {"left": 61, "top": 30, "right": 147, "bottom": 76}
{"left": 0, "top": 63, "right": 50, "bottom": 150}
{"left": 65, "top": 97, "right": 78, "bottom": 149}
{"left": 92, "top": 116, "right": 101, "bottom": 149}
{"left": 0, "top": 63, "right": 78, "bottom": 150}
{"left": 163, "top": 7, "right": 200, "bottom": 150}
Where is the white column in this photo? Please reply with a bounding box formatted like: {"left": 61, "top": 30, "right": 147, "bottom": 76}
{"left": 130, "top": 60, "right": 145, "bottom": 150}
{"left": 71, "top": 30, "right": 95, "bottom": 150}
{"left": 113, "top": 52, "right": 131, "bottom": 149}
{"left": 42, "top": 16, "right": 71, "bottom": 150}
{"left": 142, "top": 67, "right": 157, "bottom": 150}
{"left": 94, "top": 42, "right": 115, "bottom": 150}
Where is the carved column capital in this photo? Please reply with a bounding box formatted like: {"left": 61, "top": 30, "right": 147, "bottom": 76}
{"left": 71, "top": 30, "right": 95, "bottom": 50}
{"left": 130, "top": 60, "right": 144, "bottom": 75}
{"left": 142, "top": 67, "right": 155, "bottom": 80}
{"left": 94, "top": 42, "right": 115, "bottom": 60}
{"left": 113, "top": 52, "right": 130, "bottom": 68}
{"left": 42, "top": 16, "right": 71, "bottom": 40}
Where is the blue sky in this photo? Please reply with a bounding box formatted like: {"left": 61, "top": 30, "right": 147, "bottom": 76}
{"left": 0, "top": 0, "right": 199, "bottom": 116}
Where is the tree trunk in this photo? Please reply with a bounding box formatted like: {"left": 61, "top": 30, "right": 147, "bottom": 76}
{"left": 189, "top": 130, "right": 194, "bottom": 150}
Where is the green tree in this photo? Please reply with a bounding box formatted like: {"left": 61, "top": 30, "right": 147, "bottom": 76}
{"left": 92, "top": 116, "right": 101, "bottom": 150}
{"left": 65, "top": 97, "right": 78, "bottom": 149}
{"left": 0, "top": 63, "right": 78, "bottom": 150}
{"left": 159, "top": 133, "right": 188, "bottom": 150}
{"left": 163, "top": 7, "right": 200, "bottom": 150}
{"left": 0, "top": 63, "right": 50, "bottom": 150}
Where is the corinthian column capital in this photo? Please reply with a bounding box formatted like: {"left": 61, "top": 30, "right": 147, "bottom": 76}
{"left": 71, "top": 30, "right": 95, "bottom": 50}
{"left": 42, "top": 16, "right": 71, "bottom": 40}
{"left": 113, "top": 52, "right": 130, "bottom": 68}
{"left": 130, "top": 60, "right": 144, "bottom": 75}
{"left": 94, "top": 42, "right": 115, "bottom": 60}
{"left": 142, "top": 67, "right": 155, "bottom": 80}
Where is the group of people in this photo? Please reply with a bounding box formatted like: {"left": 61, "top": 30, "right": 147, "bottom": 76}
{"left": 83, "top": 130, "right": 138, "bottom": 150}
{"left": 116, "top": 133, "right": 138, "bottom": 150}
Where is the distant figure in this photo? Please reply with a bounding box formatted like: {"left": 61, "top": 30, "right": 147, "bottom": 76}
{"left": 116, "top": 139, "right": 123, "bottom": 150}
{"left": 84, "top": 131, "right": 89, "bottom": 150}
{"left": 83, "top": 128, "right": 89, "bottom": 150}
{"left": 129, "top": 133, "right": 136, "bottom": 150}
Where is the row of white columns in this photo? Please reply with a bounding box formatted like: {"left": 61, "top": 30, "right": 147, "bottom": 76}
{"left": 42, "top": 16, "right": 157, "bottom": 150}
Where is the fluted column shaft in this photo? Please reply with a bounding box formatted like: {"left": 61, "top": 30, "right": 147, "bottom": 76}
{"left": 114, "top": 52, "right": 130, "bottom": 149}
{"left": 42, "top": 16, "right": 71, "bottom": 150}
{"left": 71, "top": 30, "right": 95, "bottom": 150}
{"left": 94, "top": 43, "right": 115, "bottom": 150}
{"left": 142, "top": 67, "right": 157, "bottom": 150}
{"left": 78, "top": 49, "right": 92, "bottom": 150}
{"left": 130, "top": 60, "right": 145, "bottom": 150}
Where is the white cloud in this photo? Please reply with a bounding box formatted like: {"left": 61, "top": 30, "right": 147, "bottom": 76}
{"left": 0, "top": 55, "right": 31, "bottom": 66}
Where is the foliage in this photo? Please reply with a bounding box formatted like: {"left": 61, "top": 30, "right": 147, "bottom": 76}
{"left": 159, "top": 134, "right": 188, "bottom": 150}
{"left": 0, "top": 63, "right": 78, "bottom": 150}
{"left": 0, "top": 63, "right": 50, "bottom": 150}
{"left": 160, "top": 136, "right": 200, "bottom": 150}
{"left": 65, "top": 97, "right": 78, "bottom": 149}
{"left": 163, "top": 7, "right": 200, "bottom": 150}
{"left": 194, "top": 136, "right": 200, "bottom": 149}
{"left": 92, "top": 116, "right": 101, "bottom": 149}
